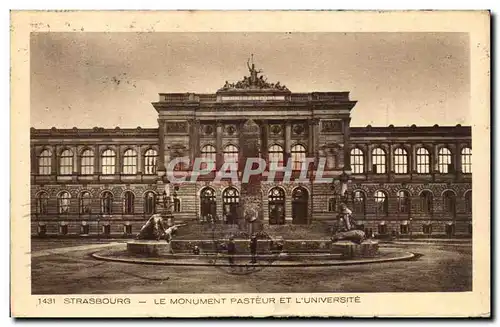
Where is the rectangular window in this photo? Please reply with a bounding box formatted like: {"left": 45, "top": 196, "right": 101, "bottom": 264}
{"left": 400, "top": 224, "right": 409, "bottom": 234}
{"left": 59, "top": 156, "right": 73, "bottom": 175}
{"left": 144, "top": 156, "right": 157, "bottom": 174}
{"left": 39, "top": 156, "right": 52, "bottom": 175}
{"left": 102, "top": 157, "right": 116, "bottom": 175}
{"left": 123, "top": 157, "right": 137, "bottom": 174}
{"left": 327, "top": 198, "right": 336, "bottom": 212}
{"left": 81, "top": 155, "right": 94, "bottom": 175}
{"left": 394, "top": 154, "right": 408, "bottom": 174}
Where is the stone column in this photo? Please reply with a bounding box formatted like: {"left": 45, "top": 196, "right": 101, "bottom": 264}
{"left": 73, "top": 148, "right": 79, "bottom": 174}
{"left": 366, "top": 144, "right": 373, "bottom": 173}
{"left": 115, "top": 146, "right": 121, "bottom": 175}
{"left": 94, "top": 145, "right": 100, "bottom": 174}
{"left": 136, "top": 145, "right": 142, "bottom": 174}
{"left": 308, "top": 121, "right": 315, "bottom": 157}
{"left": 410, "top": 143, "right": 416, "bottom": 173}
{"left": 387, "top": 144, "right": 393, "bottom": 174}
{"left": 51, "top": 146, "right": 57, "bottom": 175}
{"left": 157, "top": 119, "right": 166, "bottom": 173}
{"left": 261, "top": 120, "right": 269, "bottom": 163}
{"left": 455, "top": 142, "right": 462, "bottom": 173}
{"left": 284, "top": 121, "right": 292, "bottom": 163}
{"left": 31, "top": 148, "right": 36, "bottom": 174}
{"left": 433, "top": 145, "right": 440, "bottom": 172}
{"left": 216, "top": 121, "right": 223, "bottom": 170}
{"left": 189, "top": 119, "right": 200, "bottom": 167}
{"left": 343, "top": 118, "right": 351, "bottom": 171}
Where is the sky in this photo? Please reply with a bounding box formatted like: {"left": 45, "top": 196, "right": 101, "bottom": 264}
{"left": 30, "top": 32, "right": 470, "bottom": 128}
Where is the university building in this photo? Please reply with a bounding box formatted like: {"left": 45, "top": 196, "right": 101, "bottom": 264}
{"left": 30, "top": 63, "right": 472, "bottom": 237}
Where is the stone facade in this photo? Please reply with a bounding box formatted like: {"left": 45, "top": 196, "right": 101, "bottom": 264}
{"left": 30, "top": 70, "right": 472, "bottom": 238}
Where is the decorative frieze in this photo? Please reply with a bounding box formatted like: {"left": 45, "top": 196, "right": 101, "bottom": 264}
{"left": 321, "top": 120, "right": 343, "bottom": 133}
{"left": 165, "top": 121, "right": 188, "bottom": 134}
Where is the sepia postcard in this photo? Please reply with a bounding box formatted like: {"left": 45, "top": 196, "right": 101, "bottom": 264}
{"left": 10, "top": 10, "right": 490, "bottom": 318}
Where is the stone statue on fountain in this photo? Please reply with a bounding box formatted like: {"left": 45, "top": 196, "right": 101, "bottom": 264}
{"left": 331, "top": 202, "right": 366, "bottom": 244}
{"left": 135, "top": 184, "right": 186, "bottom": 248}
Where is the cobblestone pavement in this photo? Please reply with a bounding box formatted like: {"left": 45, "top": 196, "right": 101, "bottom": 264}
{"left": 31, "top": 239, "right": 472, "bottom": 294}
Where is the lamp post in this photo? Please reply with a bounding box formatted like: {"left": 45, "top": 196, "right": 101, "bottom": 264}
{"left": 97, "top": 216, "right": 100, "bottom": 240}
{"left": 409, "top": 217, "right": 413, "bottom": 241}
{"left": 339, "top": 171, "right": 350, "bottom": 203}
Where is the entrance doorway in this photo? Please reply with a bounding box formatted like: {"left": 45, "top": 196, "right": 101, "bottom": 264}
{"left": 445, "top": 223, "right": 455, "bottom": 238}
{"left": 292, "top": 187, "right": 309, "bottom": 224}
{"left": 268, "top": 187, "right": 285, "bottom": 225}
{"left": 103, "top": 224, "right": 111, "bottom": 236}
{"left": 222, "top": 187, "right": 240, "bottom": 224}
{"left": 200, "top": 187, "right": 217, "bottom": 221}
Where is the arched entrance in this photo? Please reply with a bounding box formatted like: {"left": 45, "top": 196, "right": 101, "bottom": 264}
{"left": 268, "top": 187, "right": 285, "bottom": 225}
{"left": 292, "top": 187, "right": 309, "bottom": 224}
{"left": 222, "top": 187, "right": 239, "bottom": 224}
{"left": 200, "top": 187, "right": 217, "bottom": 220}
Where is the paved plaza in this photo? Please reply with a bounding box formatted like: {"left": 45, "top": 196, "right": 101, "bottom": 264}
{"left": 30, "top": 239, "right": 472, "bottom": 294}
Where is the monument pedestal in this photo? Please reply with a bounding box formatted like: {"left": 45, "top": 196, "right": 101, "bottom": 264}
{"left": 330, "top": 240, "right": 379, "bottom": 259}
{"left": 127, "top": 240, "right": 174, "bottom": 256}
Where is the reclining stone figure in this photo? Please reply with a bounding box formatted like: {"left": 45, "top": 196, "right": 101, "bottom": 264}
{"left": 136, "top": 213, "right": 186, "bottom": 242}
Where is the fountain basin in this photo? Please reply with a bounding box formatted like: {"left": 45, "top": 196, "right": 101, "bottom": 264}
{"left": 127, "top": 239, "right": 379, "bottom": 259}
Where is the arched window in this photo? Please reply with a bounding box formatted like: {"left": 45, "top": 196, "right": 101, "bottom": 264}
{"left": 37, "top": 192, "right": 49, "bottom": 215}
{"left": 291, "top": 144, "right": 306, "bottom": 170}
{"left": 465, "top": 190, "right": 472, "bottom": 213}
{"left": 394, "top": 148, "right": 408, "bottom": 174}
{"left": 59, "top": 149, "right": 74, "bottom": 175}
{"left": 122, "top": 149, "right": 138, "bottom": 174}
{"left": 372, "top": 148, "right": 386, "bottom": 174}
{"left": 101, "top": 149, "right": 116, "bottom": 175}
{"left": 438, "top": 147, "right": 452, "bottom": 173}
{"left": 144, "top": 191, "right": 156, "bottom": 215}
{"left": 420, "top": 191, "right": 433, "bottom": 213}
{"left": 38, "top": 149, "right": 52, "bottom": 175}
{"left": 397, "top": 190, "right": 410, "bottom": 213}
{"left": 223, "top": 145, "right": 239, "bottom": 167}
{"left": 123, "top": 191, "right": 135, "bottom": 214}
{"left": 269, "top": 144, "right": 284, "bottom": 168}
{"left": 353, "top": 191, "right": 366, "bottom": 214}
{"left": 374, "top": 190, "right": 388, "bottom": 215}
{"left": 350, "top": 148, "right": 364, "bottom": 174}
{"left": 328, "top": 197, "right": 336, "bottom": 212}
{"left": 200, "top": 187, "right": 216, "bottom": 218}
{"left": 57, "top": 191, "right": 71, "bottom": 214}
{"left": 443, "top": 190, "right": 456, "bottom": 214}
{"left": 144, "top": 149, "right": 157, "bottom": 175}
{"left": 101, "top": 191, "right": 113, "bottom": 215}
{"left": 222, "top": 187, "right": 240, "bottom": 224}
{"left": 79, "top": 191, "right": 92, "bottom": 214}
{"left": 81, "top": 149, "right": 94, "bottom": 175}
{"left": 201, "top": 145, "right": 216, "bottom": 170}
{"left": 416, "top": 148, "right": 430, "bottom": 174}
{"left": 461, "top": 147, "right": 472, "bottom": 174}
{"left": 268, "top": 187, "right": 285, "bottom": 225}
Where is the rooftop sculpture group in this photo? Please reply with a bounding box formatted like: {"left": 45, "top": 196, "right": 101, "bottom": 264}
{"left": 219, "top": 55, "right": 290, "bottom": 92}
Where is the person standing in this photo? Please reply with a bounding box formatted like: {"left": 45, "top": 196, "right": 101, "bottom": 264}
{"left": 227, "top": 237, "right": 236, "bottom": 265}
{"left": 249, "top": 235, "right": 258, "bottom": 264}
